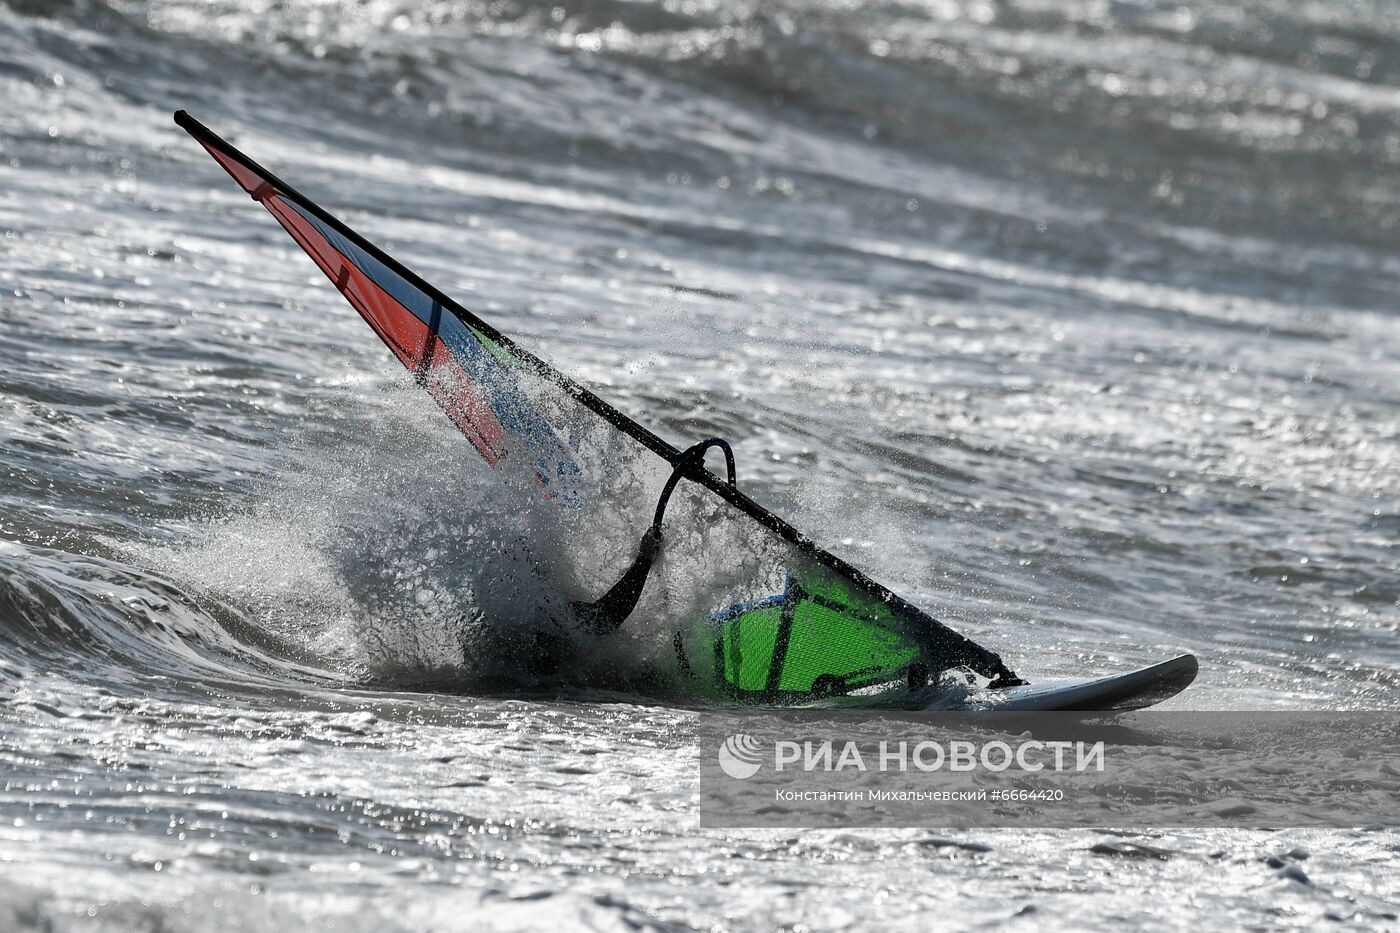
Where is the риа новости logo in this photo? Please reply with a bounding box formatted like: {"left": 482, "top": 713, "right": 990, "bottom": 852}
{"left": 717, "top": 734, "right": 763, "bottom": 779}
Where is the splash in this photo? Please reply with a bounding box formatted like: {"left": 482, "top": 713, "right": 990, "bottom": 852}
{"left": 128, "top": 371, "right": 785, "bottom": 698}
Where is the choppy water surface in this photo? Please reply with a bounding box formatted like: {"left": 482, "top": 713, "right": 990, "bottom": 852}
{"left": 2, "top": 0, "right": 1398, "bottom": 927}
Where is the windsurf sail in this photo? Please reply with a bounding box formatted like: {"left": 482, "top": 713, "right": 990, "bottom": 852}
{"left": 175, "top": 110, "right": 1024, "bottom": 700}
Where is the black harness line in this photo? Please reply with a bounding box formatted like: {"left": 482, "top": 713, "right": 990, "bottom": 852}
{"left": 572, "top": 438, "right": 736, "bottom": 633}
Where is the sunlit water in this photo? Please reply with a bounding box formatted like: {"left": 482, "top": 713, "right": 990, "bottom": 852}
{"left": 1, "top": 0, "right": 1398, "bottom": 928}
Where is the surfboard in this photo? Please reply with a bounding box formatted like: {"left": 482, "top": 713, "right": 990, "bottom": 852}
{"left": 954, "top": 654, "right": 1199, "bottom": 711}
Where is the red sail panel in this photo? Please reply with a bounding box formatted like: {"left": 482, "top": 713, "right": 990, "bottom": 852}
{"left": 194, "top": 137, "right": 511, "bottom": 464}
{"left": 266, "top": 194, "right": 510, "bottom": 464}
